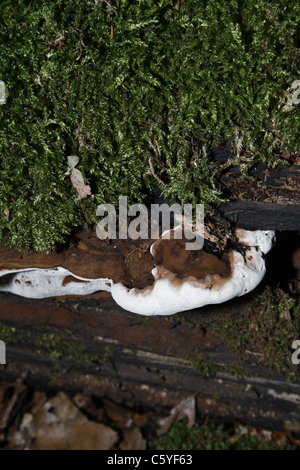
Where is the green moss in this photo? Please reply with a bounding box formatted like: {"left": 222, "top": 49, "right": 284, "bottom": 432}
{"left": 191, "top": 353, "right": 256, "bottom": 378}
{"left": 190, "top": 352, "right": 221, "bottom": 377}
{"left": 150, "top": 419, "right": 287, "bottom": 450}
{"left": 142, "top": 316, "right": 155, "bottom": 327}
{"left": 34, "top": 331, "right": 112, "bottom": 363}
{"left": 0, "top": 321, "right": 112, "bottom": 365}
{"left": 0, "top": 324, "right": 18, "bottom": 343}
{"left": 0, "top": 0, "right": 300, "bottom": 250}
{"left": 136, "top": 286, "right": 300, "bottom": 379}
{"left": 188, "top": 286, "right": 300, "bottom": 377}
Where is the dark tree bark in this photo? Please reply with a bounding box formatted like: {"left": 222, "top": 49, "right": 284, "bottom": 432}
{"left": 0, "top": 288, "right": 300, "bottom": 434}
{"left": 218, "top": 162, "right": 300, "bottom": 230}
{"left": 218, "top": 201, "right": 300, "bottom": 230}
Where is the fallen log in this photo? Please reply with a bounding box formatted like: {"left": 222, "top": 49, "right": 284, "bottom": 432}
{"left": 218, "top": 201, "right": 300, "bottom": 230}
{"left": 0, "top": 268, "right": 300, "bottom": 434}
{"left": 220, "top": 162, "right": 300, "bottom": 205}
{"left": 217, "top": 161, "right": 300, "bottom": 230}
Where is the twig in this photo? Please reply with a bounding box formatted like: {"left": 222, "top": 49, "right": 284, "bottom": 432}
{"left": 148, "top": 156, "right": 165, "bottom": 186}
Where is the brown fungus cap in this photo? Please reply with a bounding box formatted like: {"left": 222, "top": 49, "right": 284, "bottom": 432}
{"left": 153, "top": 237, "right": 231, "bottom": 280}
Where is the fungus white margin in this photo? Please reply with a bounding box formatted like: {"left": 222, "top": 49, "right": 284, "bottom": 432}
{"left": 0, "top": 267, "right": 111, "bottom": 298}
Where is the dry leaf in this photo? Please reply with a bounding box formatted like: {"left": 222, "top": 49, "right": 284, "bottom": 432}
{"left": 229, "top": 434, "right": 241, "bottom": 444}
{"left": 157, "top": 395, "right": 196, "bottom": 436}
{"left": 73, "top": 394, "right": 105, "bottom": 421}
{"left": 46, "top": 392, "right": 86, "bottom": 423}
{"left": 102, "top": 399, "right": 133, "bottom": 429}
{"left": 67, "top": 155, "right": 91, "bottom": 201}
{"left": 10, "top": 391, "right": 118, "bottom": 450}
{"left": 133, "top": 413, "right": 148, "bottom": 428}
{"left": 119, "top": 428, "right": 146, "bottom": 451}
{"left": 29, "top": 421, "right": 118, "bottom": 450}
{"left": 29, "top": 391, "right": 48, "bottom": 416}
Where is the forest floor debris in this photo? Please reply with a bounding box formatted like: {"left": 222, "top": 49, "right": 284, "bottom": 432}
{"left": 0, "top": 377, "right": 298, "bottom": 450}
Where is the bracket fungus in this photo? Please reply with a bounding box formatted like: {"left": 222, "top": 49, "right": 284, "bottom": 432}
{"left": 0, "top": 228, "right": 275, "bottom": 316}
{"left": 110, "top": 228, "right": 275, "bottom": 316}
{"left": 0, "top": 267, "right": 111, "bottom": 299}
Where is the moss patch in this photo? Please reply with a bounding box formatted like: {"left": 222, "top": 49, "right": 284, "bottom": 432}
{"left": 0, "top": 322, "right": 112, "bottom": 365}
{"left": 150, "top": 419, "right": 288, "bottom": 450}
{"left": 0, "top": 0, "right": 300, "bottom": 250}
{"left": 181, "top": 286, "right": 300, "bottom": 378}
{"left": 191, "top": 352, "right": 256, "bottom": 378}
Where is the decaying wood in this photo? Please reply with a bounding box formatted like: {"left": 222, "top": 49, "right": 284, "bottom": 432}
{"left": 218, "top": 201, "right": 300, "bottom": 230}
{"left": 0, "top": 230, "right": 155, "bottom": 289}
{"left": 220, "top": 163, "right": 300, "bottom": 205}
{"left": 217, "top": 162, "right": 300, "bottom": 230}
{"left": 0, "top": 288, "right": 300, "bottom": 434}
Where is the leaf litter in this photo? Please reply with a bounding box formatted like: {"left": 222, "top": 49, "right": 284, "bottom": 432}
{"left": 0, "top": 375, "right": 298, "bottom": 450}
{"left": 67, "top": 156, "right": 91, "bottom": 201}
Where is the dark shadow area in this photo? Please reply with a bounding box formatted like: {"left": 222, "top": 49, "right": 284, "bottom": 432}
{"left": 265, "top": 231, "right": 300, "bottom": 290}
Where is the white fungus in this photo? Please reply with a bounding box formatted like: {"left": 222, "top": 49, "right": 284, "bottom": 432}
{"left": 0, "top": 267, "right": 111, "bottom": 299}
{"left": 110, "top": 229, "right": 275, "bottom": 316}
{"left": 0, "top": 229, "right": 275, "bottom": 316}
